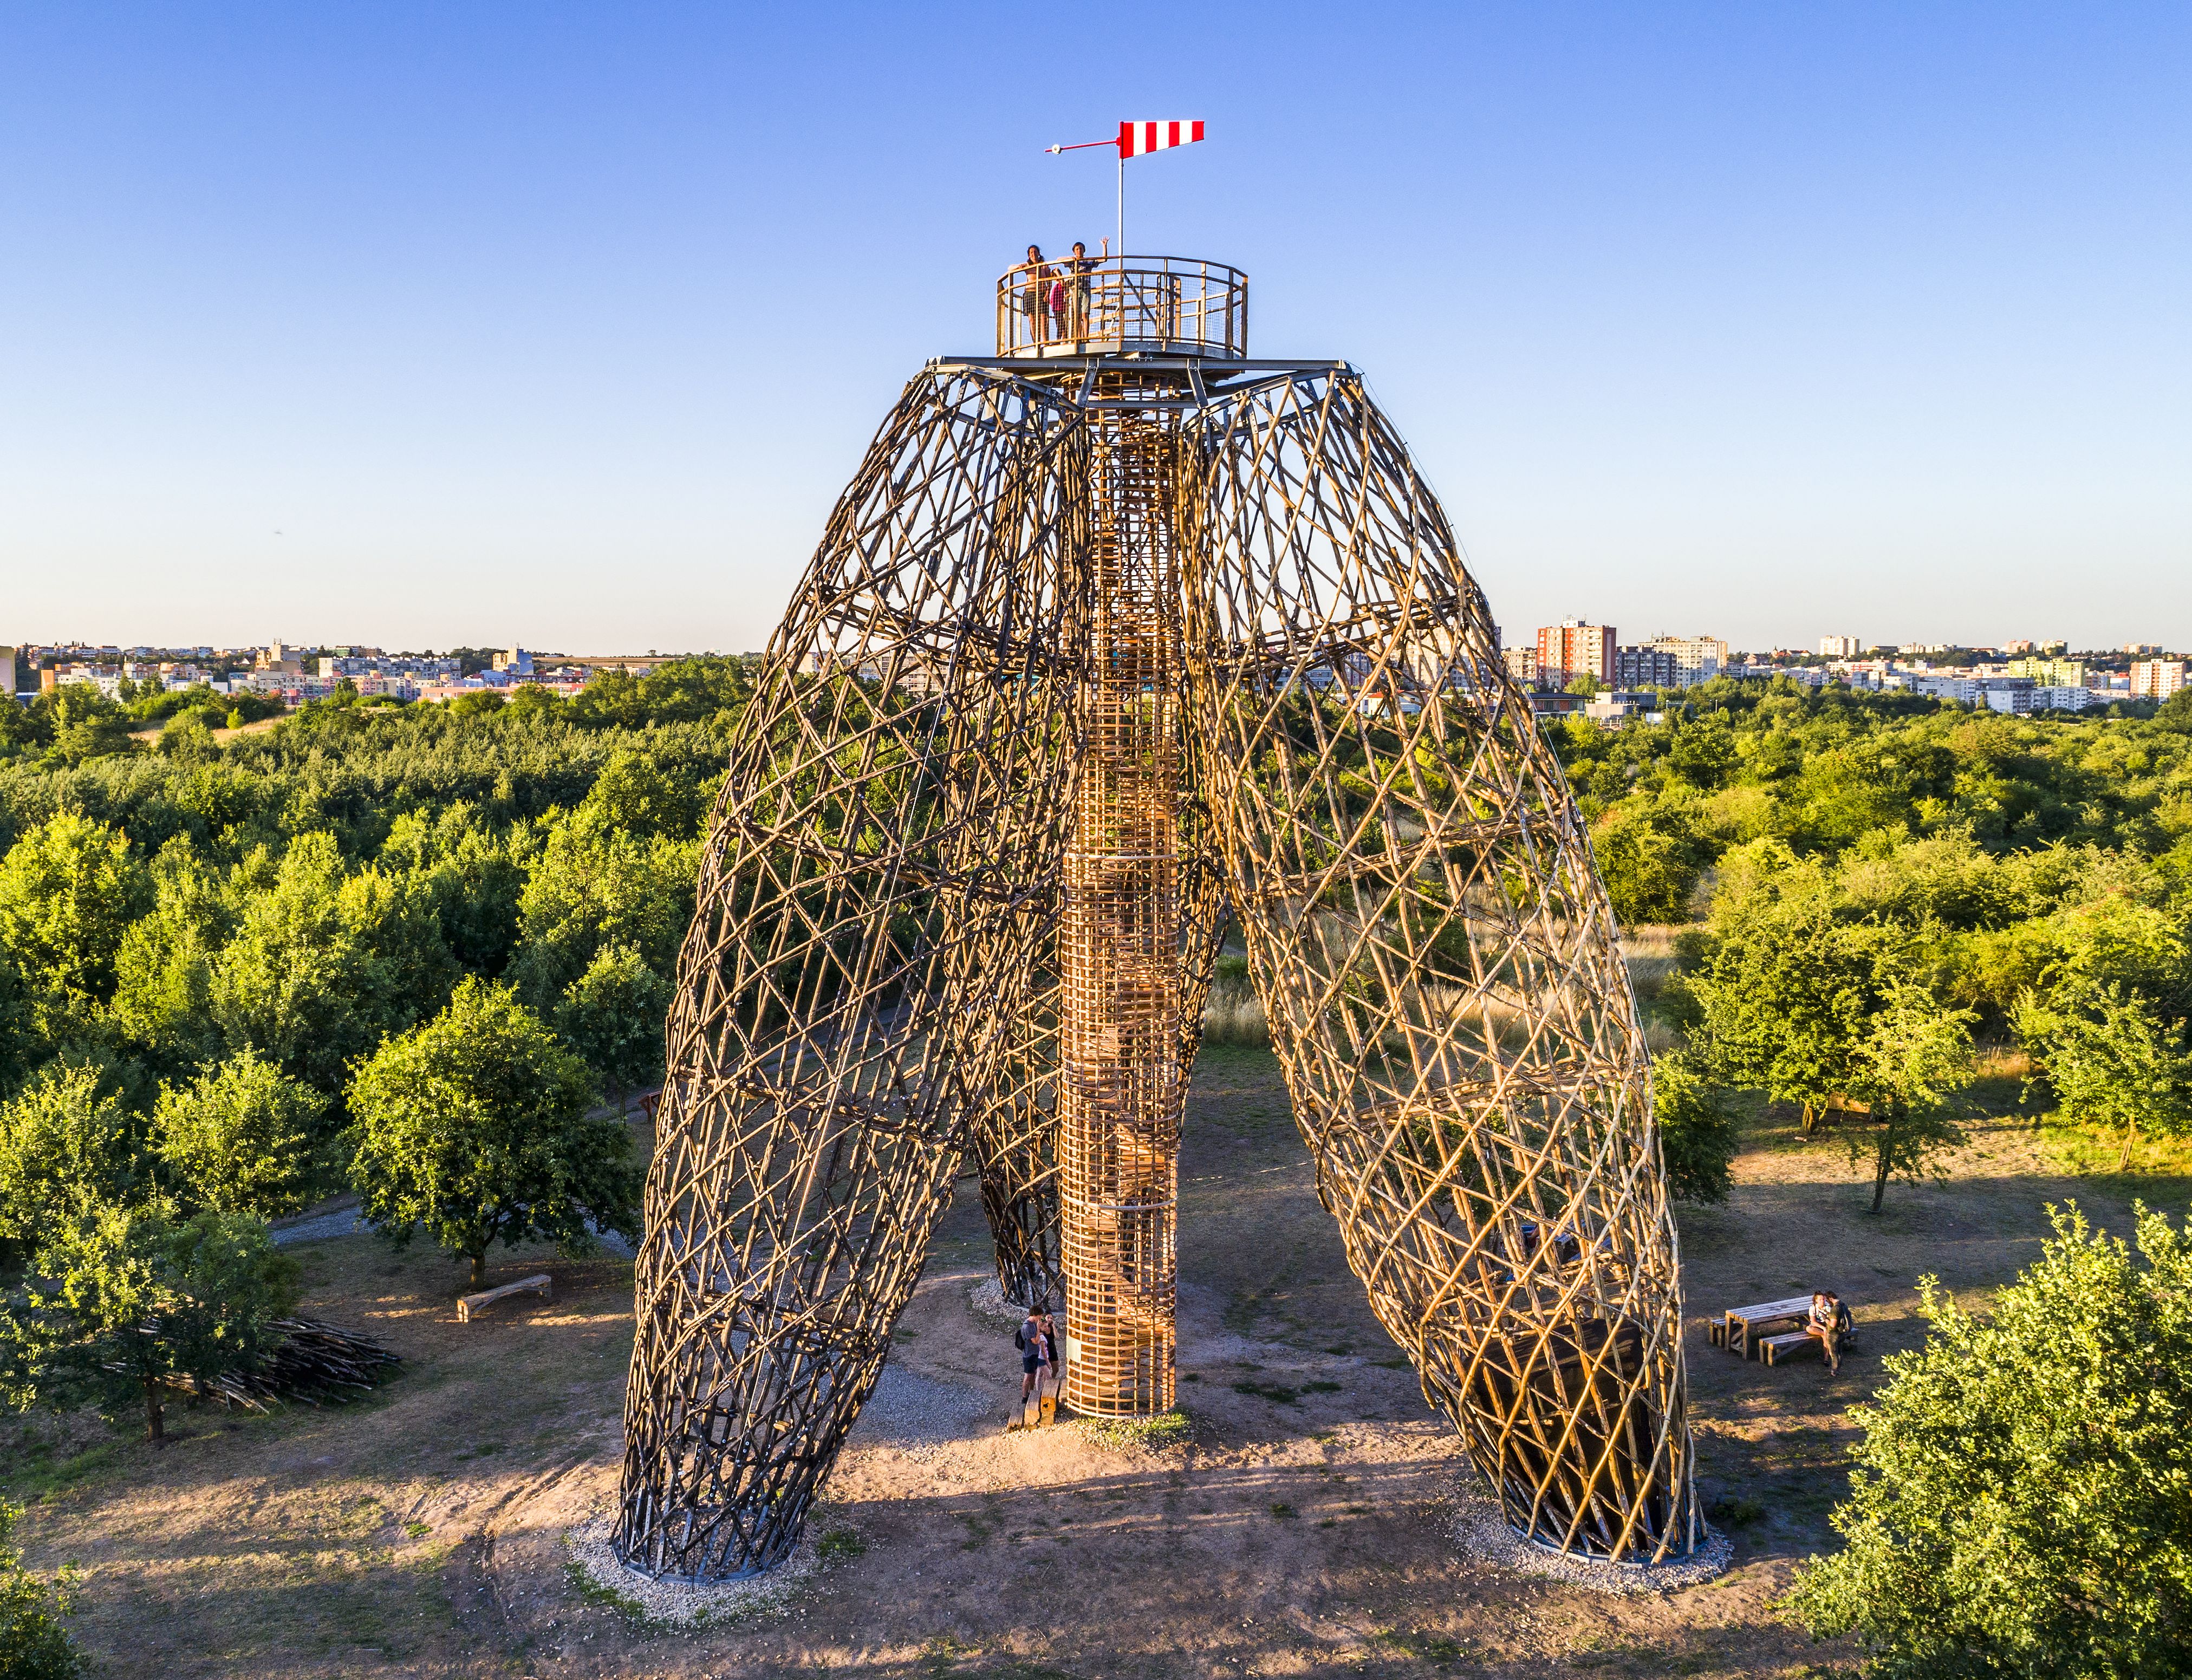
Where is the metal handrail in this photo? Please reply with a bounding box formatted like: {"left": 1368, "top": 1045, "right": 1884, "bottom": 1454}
{"left": 995, "top": 256, "right": 1247, "bottom": 358}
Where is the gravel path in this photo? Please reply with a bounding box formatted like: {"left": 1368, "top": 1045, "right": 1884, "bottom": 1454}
{"left": 269, "top": 1203, "right": 635, "bottom": 1259}
{"left": 844, "top": 1360, "right": 993, "bottom": 1449}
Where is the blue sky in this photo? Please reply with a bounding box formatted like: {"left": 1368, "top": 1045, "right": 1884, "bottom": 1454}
{"left": 3, "top": 3, "right": 2187, "bottom": 654}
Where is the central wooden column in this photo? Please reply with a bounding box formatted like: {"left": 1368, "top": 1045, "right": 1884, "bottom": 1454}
{"left": 1058, "top": 407, "right": 1182, "bottom": 1416}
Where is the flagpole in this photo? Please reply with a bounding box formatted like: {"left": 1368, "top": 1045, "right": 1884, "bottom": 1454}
{"left": 1117, "top": 151, "right": 1125, "bottom": 256}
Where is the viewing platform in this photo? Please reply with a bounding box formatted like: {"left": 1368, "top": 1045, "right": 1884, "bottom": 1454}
{"left": 996, "top": 256, "right": 1246, "bottom": 359}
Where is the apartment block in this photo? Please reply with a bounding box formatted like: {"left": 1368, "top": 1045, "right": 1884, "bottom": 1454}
{"left": 2132, "top": 660, "right": 2187, "bottom": 700}
{"left": 1615, "top": 646, "right": 1678, "bottom": 689}
{"left": 1536, "top": 619, "right": 1616, "bottom": 687}
{"left": 1644, "top": 635, "right": 1727, "bottom": 684}
{"left": 1501, "top": 647, "right": 1540, "bottom": 687}
{"left": 1818, "top": 635, "right": 1862, "bottom": 658}
{"left": 2005, "top": 657, "right": 2087, "bottom": 687}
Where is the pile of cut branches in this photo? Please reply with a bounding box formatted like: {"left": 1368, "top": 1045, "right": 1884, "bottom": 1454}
{"left": 174, "top": 1317, "right": 402, "bottom": 1411}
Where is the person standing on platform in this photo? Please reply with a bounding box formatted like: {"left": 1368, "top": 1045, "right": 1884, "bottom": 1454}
{"left": 1064, "top": 241, "right": 1098, "bottom": 338}
{"left": 1018, "top": 245, "right": 1054, "bottom": 346}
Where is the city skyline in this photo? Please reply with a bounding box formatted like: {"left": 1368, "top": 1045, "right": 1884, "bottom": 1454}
{"left": 4, "top": 3, "right": 2188, "bottom": 651}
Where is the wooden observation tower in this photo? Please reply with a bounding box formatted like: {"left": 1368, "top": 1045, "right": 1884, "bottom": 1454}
{"left": 613, "top": 255, "right": 1703, "bottom": 1580}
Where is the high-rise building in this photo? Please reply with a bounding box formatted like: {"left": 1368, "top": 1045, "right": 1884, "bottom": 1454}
{"left": 0, "top": 646, "right": 19, "bottom": 699}
{"left": 1645, "top": 635, "right": 1727, "bottom": 684}
{"left": 2124, "top": 642, "right": 2162, "bottom": 657}
{"left": 1501, "top": 647, "right": 1540, "bottom": 688}
{"left": 494, "top": 647, "right": 536, "bottom": 676}
{"left": 1615, "top": 646, "right": 1677, "bottom": 689}
{"left": 1818, "top": 635, "right": 1862, "bottom": 659}
{"left": 2131, "top": 660, "right": 2187, "bottom": 701}
{"left": 1536, "top": 619, "right": 1615, "bottom": 688}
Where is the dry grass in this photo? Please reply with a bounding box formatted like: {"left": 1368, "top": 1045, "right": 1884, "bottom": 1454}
{"left": 5, "top": 1040, "right": 2186, "bottom": 1678}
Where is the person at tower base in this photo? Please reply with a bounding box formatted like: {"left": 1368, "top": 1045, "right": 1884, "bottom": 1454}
{"left": 1017, "top": 1306, "right": 1051, "bottom": 1412}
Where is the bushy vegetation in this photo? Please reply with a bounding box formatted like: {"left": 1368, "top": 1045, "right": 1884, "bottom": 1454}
{"left": 0, "top": 661, "right": 749, "bottom": 1435}
{"left": 1783, "top": 1202, "right": 2192, "bottom": 1676}
{"left": 1578, "top": 682, "right": 2192, "bottom": 1199}
{"left": 0, "top": 1498, "right": 82, "bottom": 1679}
{"left": 0, "top": 660, "right": 746, "bottom": 1201}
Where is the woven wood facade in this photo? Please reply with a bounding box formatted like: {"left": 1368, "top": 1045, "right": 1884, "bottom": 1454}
{"left": 614, "top": 263, "right": 1699, "bottom": 1579}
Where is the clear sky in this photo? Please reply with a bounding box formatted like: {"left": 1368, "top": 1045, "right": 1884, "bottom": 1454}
{"left": 4, "top": 3, "right": 2187, "bottom": 655}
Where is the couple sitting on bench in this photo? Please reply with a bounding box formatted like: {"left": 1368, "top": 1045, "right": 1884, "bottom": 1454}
{"left": 1807, "top": 1290, "right": 1854, "bottom": 1374}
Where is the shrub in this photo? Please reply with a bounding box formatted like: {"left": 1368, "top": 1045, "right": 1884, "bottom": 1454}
{"left": 1650, "top": 1049, "right": 1738, "bottom": 1203}
{"left": 0, "top": 1500, "right": 83, "bottom": 1680}
{"left": 1781, "top": 1202, "right": 2192, "bottom": 1675}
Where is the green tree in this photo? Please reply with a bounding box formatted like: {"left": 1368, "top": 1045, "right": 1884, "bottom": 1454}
{"left": 0, "top": 813, "right": 153, "bottom": 1039}
{"left": 1782, "top": 1202, "right": 2192, "bottom": 1676}
{"left": 346, "top": 978, "right": 638, "bottom": 1288}
{"left": 552, "top": 943, "right": 670, "bottom": 1106}
{"left": 154, "top": 1050, "right": 326, "bottom": 1217}
{"left": 1592, "top": 797, "right": 1708, "bottom": 923}
{"left": 1842, "top": 980, "right": 1973, "bottom": 1214}
{"left": 0, "top": 1500, "right": 83, "bottom": 1680}
{"left": 2017, "top": 979, "right": 2192, "bottom": 1171}
{"left": 0, "top": 1064, "right": 141, "bottom": 1259}
{"left": 505, "top": 816, "right": 695, "bottom": 1010}
{"left": 0, "top": 1203, "right": 298, "bottom": 1444}
{"left": 575, "top": 752, "right": 697, "bottom": 838}
{"left": 1650, "top": 1049, "right": 1738, "bottom": 1203}
{"left": 206, "top": 834, "right": 458, "bottom": 1096}
{"left": 1665, "top": 717, "right": 1738, "bottom": 791}
{"left": 1689, "top": 915, "right": 1883, "bottom": 1132}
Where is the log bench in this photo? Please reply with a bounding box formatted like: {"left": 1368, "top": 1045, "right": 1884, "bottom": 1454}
{"left": 458, "top": 1273, "right": 552, "bottom": 1321}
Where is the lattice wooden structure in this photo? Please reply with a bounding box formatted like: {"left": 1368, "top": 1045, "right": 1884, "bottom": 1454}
{"left": 614, "top": 256, "right": 1700, "bottom": 1580}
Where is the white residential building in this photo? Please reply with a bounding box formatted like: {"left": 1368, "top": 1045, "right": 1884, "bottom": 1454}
{"left": 2131, "top": 660, "right": 2187, "bottom": 700}
{"left": 1818, "top": 635, "right": 1862, "bottom": 658}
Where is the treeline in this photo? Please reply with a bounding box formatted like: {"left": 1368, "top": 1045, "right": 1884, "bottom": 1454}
{"left": 1582, "top": 679, "right": 2192, "bottom": 1190}
{"left": 0, "top": 659, "right": 756, "bottom": 1233}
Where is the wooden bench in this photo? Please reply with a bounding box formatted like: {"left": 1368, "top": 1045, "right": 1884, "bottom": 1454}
{"left": 457, "top": 1273, "right": 552, "bottom": 1321}
{"left": 1722, "top": 1297, "right": 1814, "bottom": 1359}
{"left": 1759, "top": 1330, "right": 1820, "bottom": 1366}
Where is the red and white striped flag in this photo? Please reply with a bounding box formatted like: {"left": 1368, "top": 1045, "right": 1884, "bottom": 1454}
{"left": 1118, "top": 120, "right": 1204, "bottom": 159}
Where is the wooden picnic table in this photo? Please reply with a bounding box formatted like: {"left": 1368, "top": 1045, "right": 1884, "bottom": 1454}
{"left": 1722, "top": 1296, "right": 1814, "bottom": 1359}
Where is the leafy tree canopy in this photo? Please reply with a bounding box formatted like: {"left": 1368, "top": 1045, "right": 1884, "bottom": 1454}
{"left": 0, "top": 1062, "right": 142, "bottom": 1259}
{"left": 1783, "top": 1202, "right": 2192, "bottom": 1677}
{"left": 154, "top": 1049, "right": 326, "bottom": 1217}
{"left": 0, "top": 1202, "right": 298, "bottom": 1444}
{"left": 346, "top": 978, "right": 638, "bottom": 1287}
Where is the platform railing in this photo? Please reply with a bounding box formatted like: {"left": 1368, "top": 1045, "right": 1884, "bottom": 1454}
{"left": 995, "top": 256, "right": 1247, "bottom": 359}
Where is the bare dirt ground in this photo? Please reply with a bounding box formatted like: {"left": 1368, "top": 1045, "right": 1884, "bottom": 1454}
{"left": 7, "top": 1040, "right": 2186, "bottom": 1679}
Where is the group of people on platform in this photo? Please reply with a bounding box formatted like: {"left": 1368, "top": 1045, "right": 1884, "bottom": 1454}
{"left": 1011, "top": 241, "right": 1104, "bottom": 345}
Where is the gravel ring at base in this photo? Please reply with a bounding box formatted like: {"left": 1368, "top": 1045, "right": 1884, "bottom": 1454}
{"left": 966, "top": 1278, "right": 1026, "bottom": 1324}
{"left": 1450, "top": 1487, "right": 1732, "bottom": 1594}
{"left": 564, "top": 1512, "right": 818, "bottom": 1629}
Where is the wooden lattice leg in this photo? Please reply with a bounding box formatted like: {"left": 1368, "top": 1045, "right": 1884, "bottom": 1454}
{"left": 613, "top": 369, "right": 1083, "bottom": 1579}
{"left": 1188, "top": 369, "right": 1699, "bottom": 1561}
